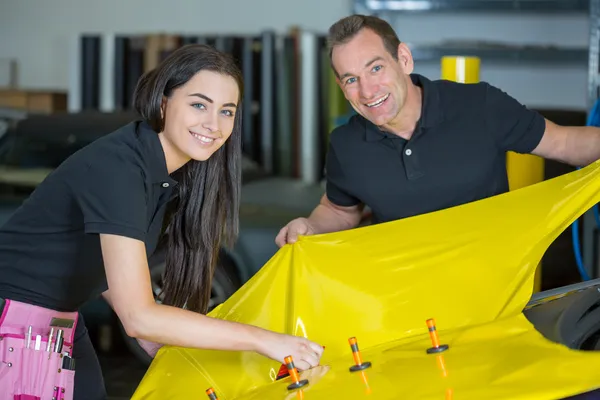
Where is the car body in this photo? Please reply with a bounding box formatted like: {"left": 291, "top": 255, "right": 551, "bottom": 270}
{"left": 132, "top": 279, "right": 600, "bottom": 399}
{"left": 131, "top": 158, "right": 600, "bottom": 399}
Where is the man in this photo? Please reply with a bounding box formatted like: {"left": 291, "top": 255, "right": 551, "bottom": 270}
{"left": 275, "top": 14, "right": 600, "bottom": 247}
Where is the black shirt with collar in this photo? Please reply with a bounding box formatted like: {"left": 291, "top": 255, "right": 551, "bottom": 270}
{"left": 325, "top": 74, "right": 546, "bottom": 224}
{"left": 0, "top": 120, "right": 177, "bottom": 312}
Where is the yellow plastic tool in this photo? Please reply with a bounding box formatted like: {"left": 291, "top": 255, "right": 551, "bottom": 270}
{"left": 133, "top": 161, "right": 600, "bottom": 399}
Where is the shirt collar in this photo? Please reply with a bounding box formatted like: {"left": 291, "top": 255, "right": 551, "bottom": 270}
{"left": 137, "top": 120, "right": 178, "bottom": 187}
{"left": 364, "top": 73, "right": 444, "bottom": 142}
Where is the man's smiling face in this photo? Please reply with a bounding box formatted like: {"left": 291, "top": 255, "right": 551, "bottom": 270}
{"left": 332, "top": 28, "right": 410, "bottom": 128}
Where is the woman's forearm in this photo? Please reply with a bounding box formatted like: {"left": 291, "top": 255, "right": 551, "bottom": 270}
{"left": 127, "top": 302, "right": 267, "bottom": 353}
{"left": 99, "top": 234, "right": 323, "bottom": 369}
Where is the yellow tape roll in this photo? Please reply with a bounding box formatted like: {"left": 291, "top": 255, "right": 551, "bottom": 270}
{"left": 441, "top": 56, "right": 480, "bottom": 83}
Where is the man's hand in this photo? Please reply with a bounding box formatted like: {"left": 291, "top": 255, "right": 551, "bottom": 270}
{"left": 274, "top": 195, "right": 365, "bottom": 248}
{"left": 275, "top": 218, "right": 316, "bottom": 247}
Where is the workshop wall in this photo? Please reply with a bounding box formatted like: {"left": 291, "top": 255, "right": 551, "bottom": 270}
{"left": 0, "top": 0, "right": 350, "bottom": 91}
{"left": 0, "top": 0, "right": 591, "bottom": 110}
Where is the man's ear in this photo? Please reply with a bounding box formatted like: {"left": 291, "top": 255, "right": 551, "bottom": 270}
{"left": 397, "top": 42, "right": 415, "bottom": 74}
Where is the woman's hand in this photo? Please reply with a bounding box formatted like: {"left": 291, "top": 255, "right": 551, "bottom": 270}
{"left": 255, "top": 331, "right": 324, "bottom": 371}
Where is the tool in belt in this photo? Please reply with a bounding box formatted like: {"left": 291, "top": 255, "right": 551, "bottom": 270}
{"left": 0, "top": 297, "right": 78, "bottom": 400}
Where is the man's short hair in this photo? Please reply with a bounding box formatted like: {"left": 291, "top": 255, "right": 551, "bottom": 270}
{"left": 327, "top": 14, "right": 402, "bottom": 77}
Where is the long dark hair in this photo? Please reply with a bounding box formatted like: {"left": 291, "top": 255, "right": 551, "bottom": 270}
{"left": 132, "top": 44, "right": 243, "bottom": 314}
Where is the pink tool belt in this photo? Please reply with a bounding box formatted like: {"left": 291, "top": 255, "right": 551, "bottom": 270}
{"left": 0, "top": 298, "right": 78, "bottom": 400}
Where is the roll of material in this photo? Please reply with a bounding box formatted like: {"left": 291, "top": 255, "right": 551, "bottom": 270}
{"left": 67, "top": 35, "right": 81, "bottom": 113}
{"left": 300, "top": 31, "right": 319, "bottom": 184}
{"left": 241, "top": 36, "right": 256, "bottom": 161}
{"left": 80, "top": 35, "right": 101, "bottom": 111}
{"left": 440, "top": 56, "right": 480, "bottom": 84}
{"left": 260, "top": 31, "right": 275, "bottom": 174}
{"left": 275, "top": 34, "right": 294, "bottom": 177}
{"left": 113, "top": 35, "right": 128, "bottom": 111}
{"left": 100, "top": 33, "right": 115, "bottom": 112}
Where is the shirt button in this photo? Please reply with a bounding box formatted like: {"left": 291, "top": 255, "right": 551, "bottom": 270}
{"left": 405, "top": 149, "right": 412, "bottom": 156}
{"left": 162, "top": 182, "right": 170, "bottom": 188}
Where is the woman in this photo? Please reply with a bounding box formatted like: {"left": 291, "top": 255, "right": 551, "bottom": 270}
{"left": 0, "top": 44, "right": 323, "bottom": 399}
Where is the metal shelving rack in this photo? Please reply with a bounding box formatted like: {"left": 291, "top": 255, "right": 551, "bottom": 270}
{"left": 355, "top": 0, "right": 589, "bottom": 12}
{"left": 354, "top": 0, "right": 590, "bottom": 66}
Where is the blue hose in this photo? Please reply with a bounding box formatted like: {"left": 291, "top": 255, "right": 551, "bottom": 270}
{"left": 571, "top": 98, "right": 600, "bottom": 281}
{"left": 572, "top": 218, "right": 592, "bottom": 281}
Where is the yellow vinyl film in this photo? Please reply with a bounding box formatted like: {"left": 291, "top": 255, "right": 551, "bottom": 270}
{"left": 133, "top": 161, "right": 600, "bottom": 400}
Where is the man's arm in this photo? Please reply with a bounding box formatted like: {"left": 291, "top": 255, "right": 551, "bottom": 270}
{"left": 531, "top": 119, "right": 600, "bottom": 167}
{"left": 309, "top": 142, "right": 364, "bottom": 234}
{"left": 275, "top": 194, "right": 363, "bottom": 247}
{"left": 275, "top": 131, "right": 366, "bottom": 247}
{"left": 308, "top": 194, "right": 364, "bottom": 233}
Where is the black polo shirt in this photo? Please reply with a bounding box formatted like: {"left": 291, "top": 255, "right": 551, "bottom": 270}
{"left": 0, "top": 120, "right": 177, "bottom": 312}
{"left": 326, "top": 74, "right": 546, "bottom": 224}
